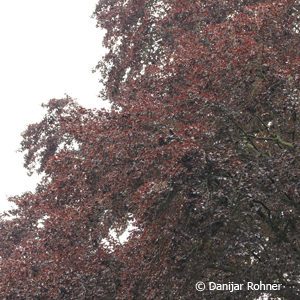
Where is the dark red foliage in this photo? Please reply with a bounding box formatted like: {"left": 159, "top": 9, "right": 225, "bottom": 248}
{"left": 0, "top": 0, "right": 299, "bottom": 299}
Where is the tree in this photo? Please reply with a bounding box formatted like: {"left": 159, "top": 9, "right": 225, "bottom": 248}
{"left": 0, "top": 0, "right": 299, "bottom": 299}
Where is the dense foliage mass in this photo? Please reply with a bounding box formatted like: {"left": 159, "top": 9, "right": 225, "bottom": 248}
{"left": 0, "top": 0, "right": 299, "bottom": 299}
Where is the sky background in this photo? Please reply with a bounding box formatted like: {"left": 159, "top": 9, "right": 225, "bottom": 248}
{"left": 0, "top": 0, "right": 108, "bottom": 212}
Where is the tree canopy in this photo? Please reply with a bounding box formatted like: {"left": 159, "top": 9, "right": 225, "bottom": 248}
{"left": 0, "top": 0, "right": 299, "bottom": 299}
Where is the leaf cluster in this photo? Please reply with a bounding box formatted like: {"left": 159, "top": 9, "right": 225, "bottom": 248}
{"left": 0, "top": 0, "right": 299, "bottom": 299}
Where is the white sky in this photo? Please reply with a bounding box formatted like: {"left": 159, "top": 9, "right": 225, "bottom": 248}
{"left": 0, "top": 0, "right": 108, "bottom": 212}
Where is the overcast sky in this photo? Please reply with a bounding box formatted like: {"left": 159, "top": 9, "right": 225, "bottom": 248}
{"left": 0, "top": 0, "right": 108, "bottom": 212}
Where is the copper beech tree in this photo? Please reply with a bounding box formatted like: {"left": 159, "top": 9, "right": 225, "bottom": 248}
{"left": 0, "top": 0, "right": 299, "bottom": 299}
